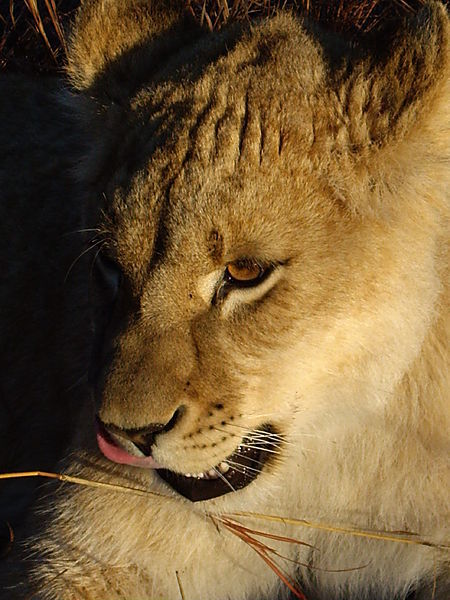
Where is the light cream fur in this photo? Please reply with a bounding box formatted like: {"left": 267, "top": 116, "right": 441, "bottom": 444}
{"left": 10, "top": 1, "right": 449, "bottom": 598}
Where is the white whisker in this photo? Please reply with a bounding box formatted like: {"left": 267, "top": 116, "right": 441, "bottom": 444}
{"left": 212, "top": 427, "right": 244, "bottom": 440}
{"left": 227, "top": 452, "right": 267, "bottom": 468}
{"left": 212, "top": 467, "right": 236, "bottom": 493}
{"left": 225, "top": 460, "right": 263, "bottom": 476}
{"left": 62, "top": 228, "right": 102, "bottom": 236}
{"left": 239, "top": 444, "right": 282, "bottom": 456}
{"left": 203, "top": 430, "right": 267, "bottom": 467}
{"left": 64, "top": 239, "right": 107, "bottom": 282}
{"left": 247, "top": 436, "right": 287, "bottom": 448}
{"left": 224, "top": 422, "right": 284, "bottom": 439}
{"left": 64, "top": 373, "right": 88, "bottom": 393}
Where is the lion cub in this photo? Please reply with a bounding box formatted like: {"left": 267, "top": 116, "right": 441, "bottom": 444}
{"left": 0, "top": 1, "right": 448, "bottom": 599}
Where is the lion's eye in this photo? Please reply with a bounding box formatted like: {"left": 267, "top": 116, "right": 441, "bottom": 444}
{"left": 93, "top": 251, "right": 122, "bottom": 306}
{"left": 212, "top": 258, "right": 278, "bottom": 306}
{"left": 224, "top": 261, "right": 269, "bottom": 287}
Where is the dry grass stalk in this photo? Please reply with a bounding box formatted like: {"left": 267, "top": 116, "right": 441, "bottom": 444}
{"left": 230, "top": 511, "right": 450, "bottom": 550}
{"left": 216, "top": 517, "right": 370, "bottom": 572}
{"left": 2, "top": 1, "right": 449, "bottom": 73}
{"left": 186, "top": 0, "right": 437, "bottom": 33}
{"left": 1, "top": 471, "right": 447, "bottom": 549}
{"left": 24, "top": 0, "right": 54, "bottom": 57}
{"left": 1, "top": 0, "right": 78, "bottom": 72}
{"left": 216, "top": 517, "right": 308, "bottom": 599}
{"left": 44, "top": 0, "right": 67, "bottom": 52}
{"left": 1, "top": 470, "right": 448, "bottom": 598}
{"left": 175, "top": 571, "right": 187, "bottom": 600}
{"left": 0, "top": 470, "right": 167, "bottom": 499}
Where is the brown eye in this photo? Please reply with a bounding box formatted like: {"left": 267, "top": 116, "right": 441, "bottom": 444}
{"left": 213, "top": 259, "right": 277, "bottom": 305}
{"left": 223, "top": 260, "right": 273, "bottom": 290}
{"left": 226, "top": 261, "right": 263, "bottom": 283}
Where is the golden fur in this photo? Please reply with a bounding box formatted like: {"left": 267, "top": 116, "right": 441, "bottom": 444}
{"left": 0, "top": 1, "right": 449, "bottom": 598}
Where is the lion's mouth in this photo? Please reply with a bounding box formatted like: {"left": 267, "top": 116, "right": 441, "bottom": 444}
{"left": 159, "top": 426, "right": 278, "bottom": 502}
{"left": 96, "top": 419, "right": 278, "bottom": 502}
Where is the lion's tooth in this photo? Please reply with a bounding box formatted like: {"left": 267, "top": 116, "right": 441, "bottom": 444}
{"left": 218, "top": 462, "right": 230, "bottom": 474}
{"left": 208, "top": 469, "right": 218, "bottom": 478}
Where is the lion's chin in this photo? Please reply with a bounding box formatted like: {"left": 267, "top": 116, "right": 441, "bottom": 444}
{"left": 96, "top": 419, "right": 279, "bottom": 502}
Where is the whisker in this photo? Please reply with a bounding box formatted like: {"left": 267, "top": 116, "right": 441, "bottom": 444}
{"left": 62, "top": 228, "right": 102, "bottom": 237}
{"left": 200, "top": 430, "right": 271, "bottom": 468}
{"left": 212, "top": 428, "right": 284, "bottom": 455}
{"left": 239, "top": 444, "right": 283, "bottom": 456}
{"left": 245, "top": 437, "right": 287, "bottom": 448}
{"left": 212, "top": 426, "right": 246, "bottom": 440}
{"left": 218, "top": 422, "right": 296, "bottom": 448}
{"left": 222, "top": 421, "right": 322, "bottom": 441}
{"left": 225, "top": 460, "right": 263, "bottom": 476}
{"left": 244, "top": 413, "right": 280, "bottom": 420}
{"left": 64, "top": 372, "right": 88, "bottom": 393}
{"left": 212, "top": 467, "right": 237, "bottom": 493}
{"left": 212, "top": 426, "right": 284, "bottom": 445}
{"left": 231, "top": 454, "right": 267, "bottom": 468}
{"left": 223, "top": 422, "right": 283, "bottom": 438}
{"left": 89, "top": 239, "right": 112, "bottom": 279}
{"left": 64, "top": 239, "right": 107, "bottom": 282}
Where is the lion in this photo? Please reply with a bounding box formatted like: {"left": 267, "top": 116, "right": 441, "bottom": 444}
{"left": 0, "top": 1, "right": 449, "bottom": 598}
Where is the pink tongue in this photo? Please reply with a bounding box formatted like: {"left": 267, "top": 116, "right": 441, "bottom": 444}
{"left": 96, "top": 427, "right": 162, "bottom": 469}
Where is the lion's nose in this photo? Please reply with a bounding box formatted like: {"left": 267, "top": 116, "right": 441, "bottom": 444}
{"left": 102, "top": 408, "right": 181, "bottom": 456}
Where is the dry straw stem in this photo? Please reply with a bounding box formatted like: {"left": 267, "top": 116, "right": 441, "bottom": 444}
{"left": 218, "top": 519, "right": 308, "bottom": 600}
{"left": 230, "top": 511, "right": 450, "bottom": 550}
{"left": 23, "top": 0, "right": 66, "bottom": 57}
{"left": 1, "top": 0, "right": 78, "bottom": 72}
{"left": 186, "top": 0, "right": 441, "bottom": 33}
{"left": 175, "top": 571, "right": 187, "bottom": 600}
{"left": 1, "top": 471, "right": 448, "bottom": 551}
{"left": 1, "top": 1, "right": 449, "bottom": 73}
{"left": 215, "top": 517, "right": 371, "bottom": 572}
{"left": 0, "top": 470, "right": 167, "bottom": 499}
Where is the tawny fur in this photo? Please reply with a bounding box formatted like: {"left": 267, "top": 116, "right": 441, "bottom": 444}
{"left": 0, "top": 1, "right": 449, "bottom": 599}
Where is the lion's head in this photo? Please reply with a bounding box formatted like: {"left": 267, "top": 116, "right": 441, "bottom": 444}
{"left": 66, "top": 0, "right": 449, "bottom": 504}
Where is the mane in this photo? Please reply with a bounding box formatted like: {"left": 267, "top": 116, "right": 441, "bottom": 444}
{"left": 1, "top": 0, "right": 447, "bottom": 74}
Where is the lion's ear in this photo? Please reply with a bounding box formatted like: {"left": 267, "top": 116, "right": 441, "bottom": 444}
{"left": 67, "top": 0, "right": 189, "bottom": 93}
{"left": 335, "top": 1, "right": 448, "bottom": 149}
{"left": 327, "top": 1, "right": 449, "bottom": 212}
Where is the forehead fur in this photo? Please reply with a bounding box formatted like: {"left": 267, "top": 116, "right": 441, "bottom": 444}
{"left": 92, "top": 14, "right": 333, "bottom": 276}
{"left": 71, "top": 1, "right": 448, "bottom": 281}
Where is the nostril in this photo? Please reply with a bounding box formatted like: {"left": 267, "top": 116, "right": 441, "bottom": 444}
{"left": 164, "top": 406, "right": 182, "bottom": 433}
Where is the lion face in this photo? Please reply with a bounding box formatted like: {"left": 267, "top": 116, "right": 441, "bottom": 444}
{"left": 83, "top": 10, "right": 448, "bottom": 503}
